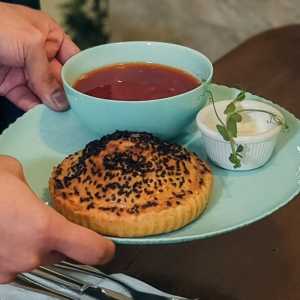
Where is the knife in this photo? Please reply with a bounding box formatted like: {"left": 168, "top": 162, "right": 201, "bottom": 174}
{"left": 21, "top": 267, "right": 131, "bottom": 300}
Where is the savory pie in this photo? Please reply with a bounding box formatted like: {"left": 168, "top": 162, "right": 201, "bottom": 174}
{"left": 49, "top": 131, "right": 213, "bottom": 237}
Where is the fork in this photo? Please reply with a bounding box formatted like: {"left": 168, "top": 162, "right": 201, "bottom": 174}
{"left": 54, "top": 261, "right": 199, "bottom": 300}
{"left": 19, "top": 267, "right": 131, "bottom": 300}
{"left": 16, "top": 273, "right": 76, "bottom": 299}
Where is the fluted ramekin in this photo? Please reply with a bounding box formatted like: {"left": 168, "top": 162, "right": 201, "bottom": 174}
{"left": 196, "top": 100, "right": 285, "bottom": 170}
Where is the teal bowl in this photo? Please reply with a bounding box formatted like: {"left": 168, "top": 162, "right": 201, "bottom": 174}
{"left": 62, "top": 41, "right": 213, "bottom": 140}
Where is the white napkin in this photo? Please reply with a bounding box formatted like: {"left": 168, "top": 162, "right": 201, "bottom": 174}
{"left": 0, "top": 267, "right": 174, "bottom": 299}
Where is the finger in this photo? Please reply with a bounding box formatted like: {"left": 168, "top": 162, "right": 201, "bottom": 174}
{"left": 53, "top": 219, "right": 115, "bottom": 266}
{"left": 0, "top": 68, "right": 39, "bottom": 111}
{"left": 24, "top": 32, "right": 69, "bottom": 112}
{"left": 0, "top": 65, "right": 10, "bottom": 86}
{"left": 0, "top": 156, "right": 25, "bottom": 181}
{"left": 57, "top": 34, "right": 80, "bottom": 64}
{"left": 49, "top": 59, "right": 63, "bottom": 84}
{"left": 6, "top": 84, "right": 41, "bottom": 111}
{"left": 45, "top": 25, "right": 65, "bottom": 60}
{"left": 27, "top": 12, "right": 64, "bottom": 61}
{"left": 0, "top": 273, "right": 16, "bottom": 284}
{"left": 45, "top": 40, "right": 61, "bottom": 60}
{"left": 40, "top": 251, "right": 65, "bottom": 266}
{"left": 0, "top": 67, "right": 25, "bottom": 96}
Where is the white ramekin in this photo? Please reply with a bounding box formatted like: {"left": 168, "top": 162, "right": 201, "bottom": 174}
{"left": 196, "top": 100, "right": 285, "bottom": 170}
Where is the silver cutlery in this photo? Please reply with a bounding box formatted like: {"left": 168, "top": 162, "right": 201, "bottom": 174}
{"left": 17, "top": 262, "right": 199, "bottom": 300}
{"left": 16, "top": 273, "right": 74, "bottom": 299}
{"left": 16, "top": 274, "right": 73, "bottom": 300}
{"left": 18, "top": 267, "right": 131, "bottom": 300}
{"left": 54, "top": 261, "right": 199, "bottom": 300}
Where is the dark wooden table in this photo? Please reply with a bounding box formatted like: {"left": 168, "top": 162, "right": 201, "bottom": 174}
{"left": 104, "top": 26, "right": 300, "bottom": 300}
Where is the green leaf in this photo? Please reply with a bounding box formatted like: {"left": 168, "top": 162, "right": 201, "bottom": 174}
{"left": 234, "top": 91, "right": 246, "bottom": 102}
{"left": 233, "top": 161, "right": 241, "bottom": 168}
{"left": 224, "top": 102, "right": 236, "bottom": 115}
{"left": 229, "top": 154, "right": 241, "bottom": 168}
{"left": 231, "top": 113, "right": 242, "bottom": 123}
{"left": 226, "top": 117, "right": 238, "bottom": 138}
{"left": 229, "top": 154, "right": 236, "bottom": 163}
{"left": 236, "top": 144, "right": 244, "bottom": 152}
{"left": 216, "top": 125, "right": 231, "bottom": 141}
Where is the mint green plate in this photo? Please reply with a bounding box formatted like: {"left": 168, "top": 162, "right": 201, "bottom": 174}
{"left": 0, "top": 84, "right": 299, "bottom": 244}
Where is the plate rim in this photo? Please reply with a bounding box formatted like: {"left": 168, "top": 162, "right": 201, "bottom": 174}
{"left": 1, "top": 84, "right": 299, "bottom": 245}
{"left": 111, "top": 83, "right": 300, "bottom": 244}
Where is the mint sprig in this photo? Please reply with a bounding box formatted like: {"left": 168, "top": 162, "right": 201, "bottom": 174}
{"left": 206, "top": 89, "right": 288, "bottom": 168}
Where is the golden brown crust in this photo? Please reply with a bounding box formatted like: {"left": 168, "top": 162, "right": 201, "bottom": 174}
{"left": 49, "top": 131, "right": 213, "bottom": 237}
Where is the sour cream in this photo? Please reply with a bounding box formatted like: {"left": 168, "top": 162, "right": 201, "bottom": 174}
{"left": 196, "top": 99, "right": 285, "bottom": 170}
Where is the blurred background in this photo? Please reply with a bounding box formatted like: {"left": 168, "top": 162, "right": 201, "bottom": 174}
{"left": 41, "top": 0, "right": 300, "bottom": 62}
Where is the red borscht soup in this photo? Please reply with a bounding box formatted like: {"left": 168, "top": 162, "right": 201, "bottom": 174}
{"left": 73, "top": 62, "right": 200, "bottom": 101}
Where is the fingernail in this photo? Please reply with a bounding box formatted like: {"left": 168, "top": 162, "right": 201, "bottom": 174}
{"left": 51, "top": 89, "right": 70, "bottom": 111}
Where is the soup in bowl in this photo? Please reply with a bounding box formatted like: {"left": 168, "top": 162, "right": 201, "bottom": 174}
{"left": 62, "top": 41, "right": 213, "bottom": 139}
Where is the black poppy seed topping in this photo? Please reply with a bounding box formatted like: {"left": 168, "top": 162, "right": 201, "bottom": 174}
{"left": 55, "top": 179, "right": 64, "bottom": 189}
{"left": 75, "top": 131, "right": 189, "bottom": 177}
{"left": 87, "top": 202, "right": 95, "bottom": 210}
{"left": 80, "top": 197, "right": 90, "bottom": 203}
{"left": 141, "top": 200, "right": 158, "bottom": 209}
{"left": 55, "top": 167, "right": 62, "bottom": 176}
{"left": 55, "top": 131, "right": 209, "bottom": 215}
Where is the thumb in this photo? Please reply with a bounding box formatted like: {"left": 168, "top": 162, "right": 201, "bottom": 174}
{"left": 52, "top": 215, "right": 115, "bottom": 265}
{"left": 24, "top": 33, "right": 69, "bottom": 111}
{"left": 0, "top": 155, "right": 26, "bottom": 181}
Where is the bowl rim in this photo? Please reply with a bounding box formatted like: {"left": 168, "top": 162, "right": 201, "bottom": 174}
{"left": 196, "top": 99, "right": 284, "bottom": 143}
{"left": 61, "top": 41, "right": 214, "bottom": 104}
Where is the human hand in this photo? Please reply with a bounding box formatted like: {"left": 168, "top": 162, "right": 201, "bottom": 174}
{"left": 0, "top": 156, "right": 115, "bottom": 284}
{"left": 0, "top": 3, "right": 80, "bottom": 111}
